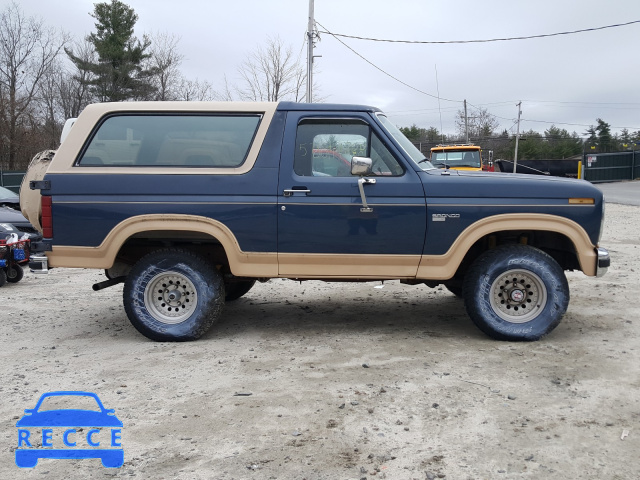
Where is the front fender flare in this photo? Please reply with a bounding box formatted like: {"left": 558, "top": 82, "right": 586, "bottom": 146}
{"left": 416, "top": 213, "right": 597, "bottom": 279}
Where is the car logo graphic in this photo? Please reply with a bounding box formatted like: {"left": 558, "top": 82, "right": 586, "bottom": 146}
{"left": 15, "top": 391, "right": 123, "bottom": 468}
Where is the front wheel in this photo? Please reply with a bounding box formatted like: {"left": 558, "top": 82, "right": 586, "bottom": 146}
{"left": 123, "top": 248, "right": 224, "bottom": 341}
{"left": 462, "top": 245, "right": 569, "bottom": 341}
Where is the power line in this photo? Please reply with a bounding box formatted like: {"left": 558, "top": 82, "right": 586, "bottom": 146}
{"left": 521, "top": 118, "right": 640, "bottom": 130}
{"left": 316, "top": 20, "right": 640, "bottom": 45}
{"left": 524, "top": 100, "right": 640, "bottom": 106}
{"left": 315, "top": 20, "right": 462, "bottom": 103}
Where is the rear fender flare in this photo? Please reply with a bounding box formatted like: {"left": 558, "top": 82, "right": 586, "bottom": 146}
{"left": 48, "top": 214, "right": 277, "bottom": 276}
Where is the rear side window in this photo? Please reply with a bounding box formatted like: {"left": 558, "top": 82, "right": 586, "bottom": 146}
{"left": 77, "top": 114, "right": 262, "bottom": 167}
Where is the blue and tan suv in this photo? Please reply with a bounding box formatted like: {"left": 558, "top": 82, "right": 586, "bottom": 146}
{"left": 21, "top": 101, "right": 609, "bottom": 342}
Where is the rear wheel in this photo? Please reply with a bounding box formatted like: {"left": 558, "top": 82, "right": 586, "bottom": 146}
{"left": 0, "top": 269, "right": 6, "bottom": 287}
{"left": 462, "top": 245, "right": 569, "bottom": 341}
{"left": 6, "top": 264, "right": 24, "bottom": 283}
{"left": 123, "top": 248, "right": 224, "bottom": 341}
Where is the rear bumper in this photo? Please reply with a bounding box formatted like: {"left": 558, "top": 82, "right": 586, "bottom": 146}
{"left": 29, "top": 254, "right": 49, "bottom": 274}
{"left": 596, "top": 247, "right": 610, "bottom": 277}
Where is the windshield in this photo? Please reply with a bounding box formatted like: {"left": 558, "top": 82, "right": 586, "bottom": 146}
{"left": 431, "top": 150, "right": 481, "bottom": 168}
{"left": 376, "top": 114, "right": 433, "bottom": 169}
{"left": 0, "top": 186, "right": 18, "bottom": 198}
{"left": 37, "top": 394, "right": 102, "bottom": 412}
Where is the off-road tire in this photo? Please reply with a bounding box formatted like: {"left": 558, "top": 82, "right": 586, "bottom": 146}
{"left": 462, "top": 245, "right": 569, "bottom": 341}
{"left": 123, "top": 248, "right": 224, "bottom": 341}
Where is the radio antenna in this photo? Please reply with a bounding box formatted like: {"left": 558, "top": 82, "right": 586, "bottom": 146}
{"left": 434, "top": 65, "right": 445, "bottom": 144}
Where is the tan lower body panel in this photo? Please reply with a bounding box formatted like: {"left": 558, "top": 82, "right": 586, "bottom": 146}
{"left": 277, "top": 253, "right": 421, "bottom": 278}
{"left": 48, "top": 246, "right": 278, "bottom": 277}
{"left": 47, "top": 214, "right": 279, "bottom": 277}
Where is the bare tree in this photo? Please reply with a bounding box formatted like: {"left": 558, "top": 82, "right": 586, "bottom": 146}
{"left": 176, "top": 78, "right": 215, "bottom": 101}
{"left": 237, "top": 36, "right": 306, "bottom": 102}
{"left": 455, "top": 106, "right": 500, "bottom": 141}
{"left": 215, "top": 75, "right": 235, "bottom": 102}
{"left": 37, "top": 60, "right": 64, "bottom": 148}
{"left": 0, "top": 2, "right": 66, "bottom": 169}
{"left": 61, "top": 38, "right": 97, "bottom": 118}
{"left": 146, "top": 31, "right": 184, "bottom": 101}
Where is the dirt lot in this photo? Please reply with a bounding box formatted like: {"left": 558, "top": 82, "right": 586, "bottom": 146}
{"left": 1, "top": 203, "right": 638, "bottom": 480}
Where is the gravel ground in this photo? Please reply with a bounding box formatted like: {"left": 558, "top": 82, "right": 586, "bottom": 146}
{"left": 1, "top": 203, "right": 638, "bottom": 480}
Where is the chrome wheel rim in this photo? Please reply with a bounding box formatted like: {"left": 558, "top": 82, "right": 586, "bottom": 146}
{"left": 144, "top": 271, "right": 198, "bottom": 324}
{"left": 489, "top": 269, "right": 547, "bottom": 323}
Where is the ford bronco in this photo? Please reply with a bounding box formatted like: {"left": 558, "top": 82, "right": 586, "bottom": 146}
{"left": 21, "top": 101, "right": 609, "bottom": 342}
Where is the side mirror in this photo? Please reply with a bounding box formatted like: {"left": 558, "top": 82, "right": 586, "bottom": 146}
{"left": 351, "top": 156, "right": 373, "bottom": 176}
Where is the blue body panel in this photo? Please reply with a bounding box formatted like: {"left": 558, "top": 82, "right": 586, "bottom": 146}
{"left": 50, "top": 173, "right": 279, "bottom": 250}
{"left": 420, "top": 170, "right": 604, "bottom": 254}
{"left": 41, "top": 104, "right": 605, "bottom": 267}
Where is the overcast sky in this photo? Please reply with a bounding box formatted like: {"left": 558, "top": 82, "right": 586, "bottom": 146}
{"left": 12, "top": 0, "right": 640, "bottom": 137}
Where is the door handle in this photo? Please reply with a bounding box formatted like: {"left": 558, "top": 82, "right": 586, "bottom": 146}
{"left": 283, "top": 188, "right": 311, "bottom": 197}
{"left": 357, "top": 177, "right": 376, "bottom": 212}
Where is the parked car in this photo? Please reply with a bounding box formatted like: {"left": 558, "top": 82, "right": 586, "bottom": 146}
{"left": 0, "top": 186, "right": 20, "bottom": 208}
{"left": 0, "top": 206, "right": 39, "bottom": 238}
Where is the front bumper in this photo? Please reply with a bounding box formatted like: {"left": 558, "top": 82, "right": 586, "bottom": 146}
{"left": 596, "top": 247, "right": 610, "bottom": 277}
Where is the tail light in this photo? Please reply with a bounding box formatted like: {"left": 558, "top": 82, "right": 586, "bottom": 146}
{"left": 41, "top": 196, "right": 53, "bottom": 238}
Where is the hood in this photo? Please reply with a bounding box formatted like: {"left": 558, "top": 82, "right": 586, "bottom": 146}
{"left": 0, "top": 206, "right": 30, "bottom": 224}
{"left": 423, "top": 169, "right": 603, "bottom": 202}
{"left": 0, "top": 206, "right": 39, "bottom": 238}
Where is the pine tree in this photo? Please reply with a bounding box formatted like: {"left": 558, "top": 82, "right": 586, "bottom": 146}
{"left": 66, "top": 0, "right": 156, "bottom": 102}
{"left": 595, "top": 118, "right": 612, "bottom": 153}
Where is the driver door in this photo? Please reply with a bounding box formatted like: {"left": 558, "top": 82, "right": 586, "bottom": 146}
{"left": 277, "top": 112, "right": 427, "bottom": 278}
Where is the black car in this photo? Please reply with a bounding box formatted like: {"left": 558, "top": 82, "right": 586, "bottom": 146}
{"left": 0, "top": 186, "right": 20, "bottom": 209}
{"left": 0, "top": 206, "right": 39, "bottom": 238}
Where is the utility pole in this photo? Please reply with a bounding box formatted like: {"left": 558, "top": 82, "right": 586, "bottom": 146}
{"left": 513, "top": 101, "right": 522, "bottom": 173}
{"left": 306, "top": 0, "right": 315, "bottom": 103}
{"left": 464, "top": 99, "right": 469, "bottom": 143}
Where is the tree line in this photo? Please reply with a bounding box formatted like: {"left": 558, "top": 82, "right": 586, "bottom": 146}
{"left": 401, "top": 107, "right": 640, "bottom": 161}
{"left": 0, "top": 0, "right": 311, "bottom": 171}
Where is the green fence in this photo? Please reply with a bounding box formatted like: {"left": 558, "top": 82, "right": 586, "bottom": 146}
{"left": 583, "top": 151, "right": 640, "bottom": 183}
{"left": 0, "top": 170, "right": 26, "bottom": 194}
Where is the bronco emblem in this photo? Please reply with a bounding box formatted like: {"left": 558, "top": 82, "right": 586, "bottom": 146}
{"left": 432, "top": 213, "right": 460, "bottom": 222}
